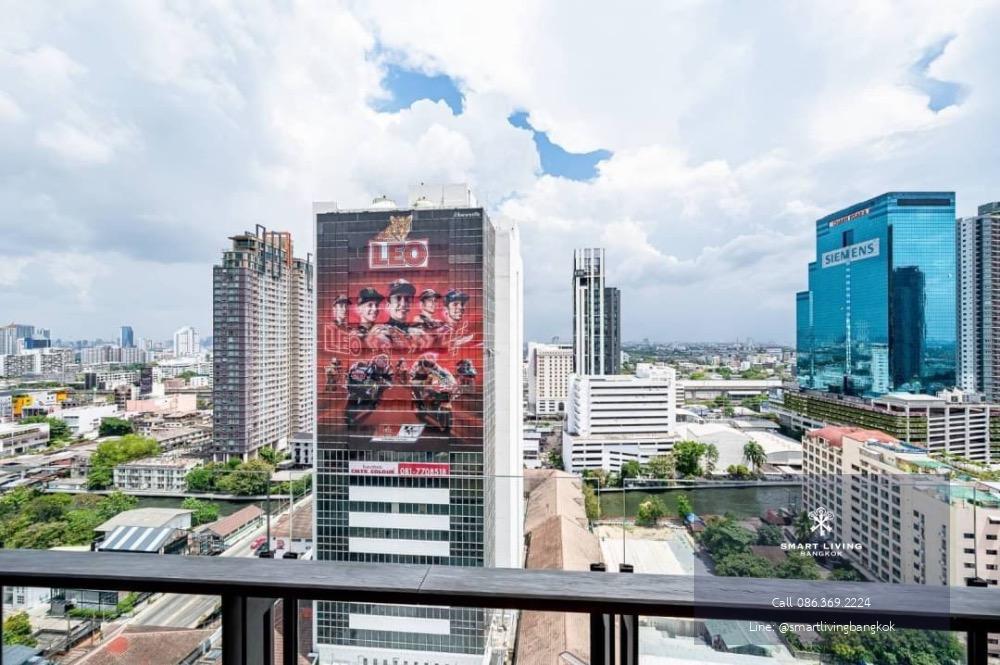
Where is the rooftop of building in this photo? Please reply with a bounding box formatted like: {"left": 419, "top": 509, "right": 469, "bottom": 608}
{"left": 116, "top": 455, "right": 200, "bottom": 469}
{"left": 197, "top": 504, "right": 263, "bottom": 538}
{"left": 806, "top": 425, "right": 901, "bottom": 448}
{"left": 517, "top": 467, "right": 601, "bottom": 665}
{"left": 98, "top": 525, "right": 187, "bottom": 553}
{"left": 74, "top": 625, "right": 214, "bottom": 665}
{"left": 95, "top": 507, "right": 193, "bottom": 533}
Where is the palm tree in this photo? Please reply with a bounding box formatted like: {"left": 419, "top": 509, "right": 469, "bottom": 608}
{"left": 743, "top": 440, "right": 766, "bottom": 474}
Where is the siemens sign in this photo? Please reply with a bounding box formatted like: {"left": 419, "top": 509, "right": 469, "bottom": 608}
{"left": 822, "top": 238, "right": 880, "bottom": 269}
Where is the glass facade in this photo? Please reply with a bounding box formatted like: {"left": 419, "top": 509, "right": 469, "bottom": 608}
{"left": 796, "top": 192, "right": 956, "bottom": 397}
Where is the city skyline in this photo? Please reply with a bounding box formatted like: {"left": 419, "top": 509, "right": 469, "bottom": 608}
{"left": 3, "top": 3, "right": 1000, "bottom": 343}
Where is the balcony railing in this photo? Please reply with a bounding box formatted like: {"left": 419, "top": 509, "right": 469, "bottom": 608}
{"left": 2, "top": 550, "right": 1000, "bottom": 665}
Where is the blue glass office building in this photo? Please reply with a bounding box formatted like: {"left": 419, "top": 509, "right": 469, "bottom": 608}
{"left": 796, "top": 192, "right": 956, "bottom": 397}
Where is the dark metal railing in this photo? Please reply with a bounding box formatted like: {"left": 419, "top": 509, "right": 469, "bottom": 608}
{"left": 2, "top": 550, "right": 1000, "bottom": 665}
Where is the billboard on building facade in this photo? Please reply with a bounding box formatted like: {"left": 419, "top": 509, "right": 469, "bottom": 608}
{"left": 317, "top": 209, "right": 484, "bottom": 452}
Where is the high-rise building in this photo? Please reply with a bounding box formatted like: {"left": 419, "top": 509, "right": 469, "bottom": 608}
{"left": 603, "top": 286, "right": 621, "bottom": 374}
{"left": 211, "top": 229, "right": 313, "bottom": 459}
{"left": 526, "top": 342, "right": 573, "bottom": 416}
{"left": 561, "top": 363, "right": 678, "bottom": 473}
{"left": 796, "top": 192, "right": 957, "bottom": 397}
{"left": 957, "top": 202, "right": 1000, "bottom": 401}
{"left": 172, "top": 326, "right": 199, "bottom": 357}
{"left": 314, "top": 184, "right": 522, "bottom": 665}
{"left": 573, "top": 248, "right": 606, "bottom": 375}
{"left": 119, "top": 326, "right": 135, "bottom": 348}
{"left": 0, "top": 324, "right": 35, "bottom": 356}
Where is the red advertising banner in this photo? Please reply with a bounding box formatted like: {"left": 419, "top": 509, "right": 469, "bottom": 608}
{"left": 317, "top": 210, "right": 485, "bottom": 452}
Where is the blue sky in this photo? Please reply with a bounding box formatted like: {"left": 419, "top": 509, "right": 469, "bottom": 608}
{"left": 1, "top": 2, "right": 998, "bottom": 344}
{"left": 375, "top": 64, "right": 613, "bottom": 182}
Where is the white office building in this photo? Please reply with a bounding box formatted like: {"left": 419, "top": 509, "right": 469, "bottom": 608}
{"left": 173, "top": 326, "right": 200, "bottom": 357}
{"left": 59, "top": 404, "right": 120, "bottom": 438}
{"left": 527, "top": 342, "right": 573, "bottom": 416}
{"left": 562, "top": 363, "right": 678, "bottom": 473}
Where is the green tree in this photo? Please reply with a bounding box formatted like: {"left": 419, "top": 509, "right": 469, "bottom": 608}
{"left": 742, "top": 440, "right": 766, "bottom": 474}
{"left": 675, "top": 493, "right": 693, "bottom": 520}
{"left": 87, "top": 435, "right": 161, "bottom": 489}
{"left": 700, "top": 517, "right": 754, "bottom": 558}
{"left": 830, "top": 564, "right": 864, "bottom": 582}
{"left": 217, "top": 459, "right": 273, "bottom": 496}
{"left": 98, "top": 417, "right": 134, "bottom": 437}
{"left": 793, "top": 510, "right": 814, "bottom": 544}
{"left": 755, "top": 523, "right": 784, "bottom": 546}
{"left": 671, "top": 440, "right": 715, "bottom": 478}
{"left": 646, "top": 455, "right": 674, "bottom": 479}
{"left": 775, "top": 551, "right": 821, "bottom": 580}
{"left": 703, "top": 444, "right": 719, "bottom": 476}
{"left": 3, "top": 611, "right": 37, "bottom": 647}
{"left": 258, "top": 446, "right": 286, "bottom": 465}
{"left": 726, "top": 464, "right": 751, "bottom": 479}
{"left": 546, "top": 449, "right": 564, "bottom": 470}
{"left": 182, "top": 498, "right": 220, "bottom": 526}
{"left": 714, "top": 552, "right": 774, "bottom": 578}
{"left": 6, "top": 521, "right": 69, "bottom": 549}
{"left": 620, "top": 460, "right": 643, "bottom": 483}
{"left": 22, "top": 415, "right": 71, "bottom": 442}
{"left": 636, "top": 498, "right": 666, "bottom": 526}
{"left": 97, "top": 491, "right": 138, "bottom": 521}
{"left": 27, "top": 493, "right": 71, "bottom": 523}
{"left": 186, "top": 464, "right": 222, "bottom": 492}
{"left": 582, "top": 482, "right": 601, "bottom": 521}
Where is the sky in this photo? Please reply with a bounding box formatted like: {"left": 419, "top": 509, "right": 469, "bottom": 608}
{"left": 2, "top": 1, "right": 999, "bottom": 345}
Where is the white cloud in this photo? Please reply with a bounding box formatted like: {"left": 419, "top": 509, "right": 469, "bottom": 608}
{"left": 1, "top": 0, "right": 998, "bottom": 343}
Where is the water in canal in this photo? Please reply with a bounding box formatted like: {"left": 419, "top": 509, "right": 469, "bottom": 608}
{"left": 597, "top": 484, "right": 802, "bottom": 520}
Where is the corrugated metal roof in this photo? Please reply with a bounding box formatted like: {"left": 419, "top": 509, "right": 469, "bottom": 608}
{"left": 98, "top": 525, "right": 183, "bottom": 553}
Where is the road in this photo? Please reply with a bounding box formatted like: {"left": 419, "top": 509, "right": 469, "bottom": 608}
{"left": 129, "top": 494, "right": 311, "bottom": 628}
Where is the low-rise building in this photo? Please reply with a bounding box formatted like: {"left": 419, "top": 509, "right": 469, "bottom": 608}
{"left": 680, "top": 423, "right": 802, "bottom": 475}
{"left": 113, "top": 456, "right": 200, "bottom": 493}
{"left": 676, "top": 379, "right": 782, "bottom": 406}
{"left": 97, "top": 525, "right": 189, "bottom": 555}
{"left": 782, "top": 389, "right": 998, "bottom": 462}
{"left": 289, "top": 431, "right": 312, "bottom": 467}
{"left": 0, "top": 421, "right": 50, "bottom": 458}
{"left": 58, "top": 404, "right": 120, "bottom": 438}
{"left": 562, "top": 363, "right": 678, "bottom": 473}
{"left": 193, "top": 505, "right": 264, "bottom": 555}
{"left": 125, "top": 393, "right": 197, "bottom": 414}
{"left": 149, "top": 426, "right": 211, "bottom": 453}
{"left": 94, "top": 507, "right": 193, "bottom": 536}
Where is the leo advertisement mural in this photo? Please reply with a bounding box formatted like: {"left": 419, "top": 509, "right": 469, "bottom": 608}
{"left": 317, "top": 209, "right": 485, "bottom": 453}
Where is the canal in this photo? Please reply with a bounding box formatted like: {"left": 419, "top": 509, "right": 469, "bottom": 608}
{"left": 597, "top": 483, "right": 802, "bottom": 520}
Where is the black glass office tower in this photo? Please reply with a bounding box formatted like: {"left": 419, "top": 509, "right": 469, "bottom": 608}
{"left": 796, "top": 192, "right": 956, "bottom": 397}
